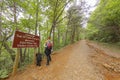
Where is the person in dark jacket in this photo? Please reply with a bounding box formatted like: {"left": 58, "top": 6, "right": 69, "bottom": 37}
{"left": 36, "top": 53, "right": 42, "bottom": 66}
{"left": 44, "top": 37, "right": 53, "bottom": 65}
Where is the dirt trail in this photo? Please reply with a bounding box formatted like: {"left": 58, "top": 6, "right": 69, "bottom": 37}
{"left": 87, "top": 41, "right": 120, "bottom": 80}
{"left": 7, "top": 40, "right": 120, "bottom": 80}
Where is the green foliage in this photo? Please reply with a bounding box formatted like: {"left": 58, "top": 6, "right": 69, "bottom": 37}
{"left": 66, "top": 4, "right": 83, "bottom": 43}
{"left": 0, "top": 49, "right": 13, "bottom": 79}
{"left": 0, "top": 69, "right": 8, "bottom": 79}
{"left": 86, "top": 0, "right": 120, "bottom": 43}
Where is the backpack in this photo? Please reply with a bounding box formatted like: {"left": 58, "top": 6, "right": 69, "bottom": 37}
{"left": 47, "top": 41, "right": 52, "bottom": 49}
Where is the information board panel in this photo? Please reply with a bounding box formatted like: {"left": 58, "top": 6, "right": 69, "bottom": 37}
{"left": 12, "top": 31, "right": 40, "bottom": 48}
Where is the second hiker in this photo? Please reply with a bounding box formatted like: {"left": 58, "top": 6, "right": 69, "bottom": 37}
{"left": 44, "top": 37, "right": 53, "bottom": 65}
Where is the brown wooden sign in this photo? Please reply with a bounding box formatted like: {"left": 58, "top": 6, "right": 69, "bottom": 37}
{"left": 12, "top": 31, "right": 40, "bottom": 48}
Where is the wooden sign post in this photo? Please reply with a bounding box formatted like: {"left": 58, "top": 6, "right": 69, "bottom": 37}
{"left": 12, "top": 30, "right": 40, "bottom": 76}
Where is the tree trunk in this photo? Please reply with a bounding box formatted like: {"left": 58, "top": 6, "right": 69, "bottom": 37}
{"left": 38, "top": 25, "right": 41, "bottom": 53}
{"left": 12, "top": 48, "right": 20, "bottom": 76}
{"left": 0, "top": 0, "right": 3, "bottom": 55}
{"left": 64, "top": 28, "right": 68, "bottom": 45}
{"left": 57, "top": 28, "right": 60, "bottom": 44}
{"left": 71, "top": 26, "right": 76, "bottom": 43}
{"left": 22, "top": 14, "right": 31, "bottom": 62}
{"left": 76, "top": 27, "right": 80, "bottom": 41}
{"left": 23, "top": 48, "right": 27, "bottom": 62}
{"left": 0, "top": 1, "right": 2, "bottom": 37}
{"left": 47, "top": 21, "right": 49, "bottom": 37}
{"left": 52, "top": 24, "right": 55, "bottom": 50}
{"left": 35, "top": 0, "right": 39, "bottom": 35}
{"left": 49, "top": 25, "right": 54, "bottom": 37}
{"left": 33, "top": 0, "right": 39, "bottom": 65}
{"left": 19, "top": 48, "right": 23, "bottom": 63}
{"left": 28, "top": 48, "right": 30, "bottom": 63}
{"left": 12, "top": 1, "right": 20, "bottom": 76}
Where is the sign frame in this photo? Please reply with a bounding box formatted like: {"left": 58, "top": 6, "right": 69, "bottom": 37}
{"left": 12, "top": 30, "right": 40, "bottom": 48}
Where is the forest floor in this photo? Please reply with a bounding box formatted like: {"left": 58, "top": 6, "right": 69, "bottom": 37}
{"left": 6, "top": 40, "right": 120, "bottom": 80}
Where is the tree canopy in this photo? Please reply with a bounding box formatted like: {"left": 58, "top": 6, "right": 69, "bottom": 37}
{"left": 86, "top": 0, "right": 120, "bottom": 42}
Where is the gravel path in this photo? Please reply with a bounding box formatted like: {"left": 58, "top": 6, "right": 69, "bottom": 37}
{"left": 59, "top": 40, "right": 104, "bottom": 80}
{"left": 7, "top": 40, "right": 112, "bottom": 80}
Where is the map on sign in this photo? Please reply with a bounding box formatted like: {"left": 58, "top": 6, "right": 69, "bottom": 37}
{"left": 12, "top": 30, "right": 40, "bottom": 48}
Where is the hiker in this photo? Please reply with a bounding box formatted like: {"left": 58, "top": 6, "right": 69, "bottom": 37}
{"left": 36, "top": 53, "right": 42, "bottom": 66}
{"left": 44, "top": 37, "right": 53, "bottom": 65}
